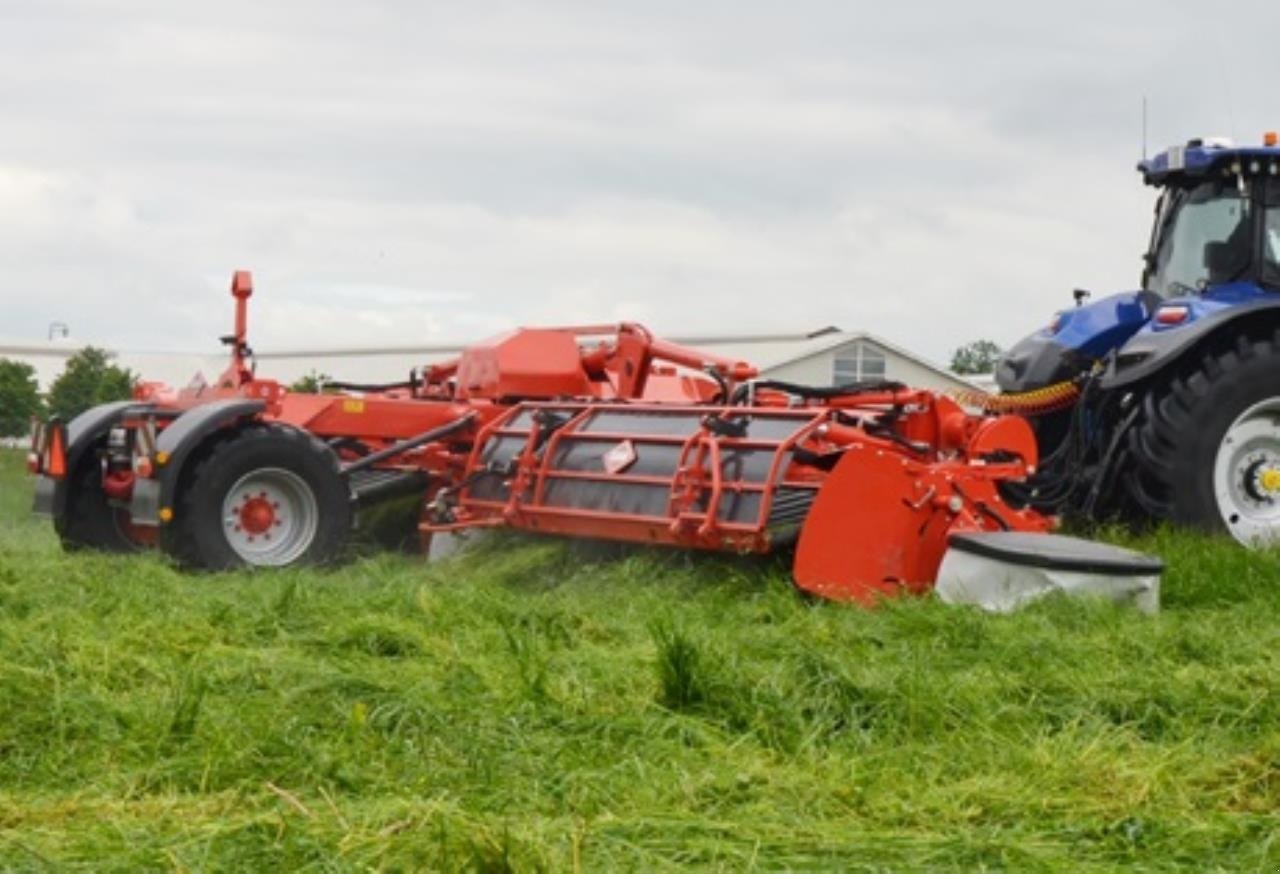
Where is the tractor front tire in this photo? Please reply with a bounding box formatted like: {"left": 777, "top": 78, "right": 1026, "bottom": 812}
{"left": 163, "top": 425, "right": 352, "bottom": 570}
{"left": 55, "top": 453, "right": 144, "bottom": 553}
{"left": 1126, "top": 333, "right": 1280, "bottom": 544}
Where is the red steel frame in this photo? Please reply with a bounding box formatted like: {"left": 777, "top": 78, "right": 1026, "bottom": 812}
{"left": 432, "top": 401, "right": 832, "bottom": 553}
{"left": 31, "top": 271, "right": 1054, "bottom": 603}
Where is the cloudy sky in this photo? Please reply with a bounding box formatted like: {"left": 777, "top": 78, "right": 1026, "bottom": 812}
{"left": 1, "top": 0, "right": 1275, "bottom": 363}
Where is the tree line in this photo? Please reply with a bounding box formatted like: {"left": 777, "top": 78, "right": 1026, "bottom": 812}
{"left": 0, "top": 348, "right": 137, "bottom": 437}
{"left": 949, "top": 339, "right": 1003, "bottom": 376}
{"left": 2, "top": 340, "right": 1006, "bottom": 438}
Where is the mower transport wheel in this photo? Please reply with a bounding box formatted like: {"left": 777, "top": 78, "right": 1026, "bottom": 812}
{"left": 1126, "top": 334, "right": 1280, "bottom": 545}
{"left": 55, "top": 450, "right": 144, "bottom": 553}
{"left": 163, "top": 424, "right": 352, "bottom": 570}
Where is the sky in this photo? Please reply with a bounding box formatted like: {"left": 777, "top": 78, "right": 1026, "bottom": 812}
{"left": 1, "top": 0, "right": 1276, "bottom": 365}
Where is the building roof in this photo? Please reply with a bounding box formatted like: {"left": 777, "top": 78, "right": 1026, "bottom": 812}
{"left": 638, "top": 328, "right": 973, "bottom": 392}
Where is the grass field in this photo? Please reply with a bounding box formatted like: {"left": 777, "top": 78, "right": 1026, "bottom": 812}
{"left": 0, "top": 449, "right": 1277, "bottom": 870}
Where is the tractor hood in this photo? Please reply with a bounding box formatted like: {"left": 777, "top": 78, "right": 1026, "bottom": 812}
{"left": 996, "top": 290, "right": 1157, "bottom": 393}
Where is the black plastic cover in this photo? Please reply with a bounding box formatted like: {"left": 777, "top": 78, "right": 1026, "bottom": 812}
{"left": 995, "top": 334, "right": 1091, "bottom": 393}
{"left": 947, "top": 532, "right": 1163, "bottom": 575}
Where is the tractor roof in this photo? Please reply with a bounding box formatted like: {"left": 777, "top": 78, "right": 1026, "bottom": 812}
{"left": 1139, "top": 134, "right": 1280, "bottom": 186}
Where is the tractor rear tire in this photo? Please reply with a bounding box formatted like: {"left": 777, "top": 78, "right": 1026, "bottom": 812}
{"left": 1125, "top": 333, "right": 1280, "bottom": 544}
{"left": 163, "top": 424, "right": 352, "bottom": 570}
{"left": 55, "top": 453, "right": 144, "bottom": 553}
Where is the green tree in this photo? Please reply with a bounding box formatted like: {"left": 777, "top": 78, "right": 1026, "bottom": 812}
{"left": 46, "top": 347, "right": 137, "bottom": 421}
{"left": 289, "top": 370, "right": 333, "bottom": 394}
{"left": 950, "top": 339, "right": 1004, "bottom": 375}
{"left": 0, "top": 358, "right": 43, "bottom": 437}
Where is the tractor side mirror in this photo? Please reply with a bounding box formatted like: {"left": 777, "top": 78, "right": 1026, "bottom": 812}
{"left": 1072, "top": 288, "right": 1091, "bottom": 307}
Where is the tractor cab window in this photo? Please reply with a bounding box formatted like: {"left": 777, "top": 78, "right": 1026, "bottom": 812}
{"left": 1147, "top": 181, "right": 1252, "bottom": 296}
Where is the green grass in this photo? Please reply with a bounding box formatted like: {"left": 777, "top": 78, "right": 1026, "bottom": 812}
{"left": 0, "top": 449, "right": 1277, "bottom": 870}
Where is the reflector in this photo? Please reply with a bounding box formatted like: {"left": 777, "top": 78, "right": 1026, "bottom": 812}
{"left": 1155, "top": 306, "right": 1189, "bottom": 325}
{"left": 26, "top": 420, "right": 45, "bottom": 474}
{"left": 45, "top": 423, "right": 68, "bottom": 479}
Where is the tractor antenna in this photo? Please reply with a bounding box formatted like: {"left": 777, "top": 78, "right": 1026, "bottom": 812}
{"left": 1141, "top": 96, "right": 1147, "bottom": 161}
{"left": 1212, "top": 28, "right": 1238, "bottom": 141}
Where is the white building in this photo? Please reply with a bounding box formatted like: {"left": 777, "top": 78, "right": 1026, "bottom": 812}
{"left": 0, "top": 340, "right": 82, "bottom": 391}
{"left": 2, "top": 327, "right": 979, "bottom": 396}
{"left": 250, "top": 326, "right": 977, "bottom": 394}
{"left": 0, "top": 339, "right": 227, "bottom": 394}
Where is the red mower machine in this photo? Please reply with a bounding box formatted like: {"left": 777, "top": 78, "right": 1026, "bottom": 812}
{"left": 28, "top": 272, "right": 1161, "bottom": 606}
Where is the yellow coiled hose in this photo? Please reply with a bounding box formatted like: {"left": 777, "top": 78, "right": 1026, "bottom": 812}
{"left": 949, "top": 380, "right": 1081, "bottom": 416}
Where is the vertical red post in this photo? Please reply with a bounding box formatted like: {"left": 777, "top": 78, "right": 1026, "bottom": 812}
{"left": 230, "top": 270, "right": 253, "bottom": 381}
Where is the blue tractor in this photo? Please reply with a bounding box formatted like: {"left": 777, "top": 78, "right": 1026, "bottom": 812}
{"left": 998, "top": 133, "right": 1280, "bottom": 544}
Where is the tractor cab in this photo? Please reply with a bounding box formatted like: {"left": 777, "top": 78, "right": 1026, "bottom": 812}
{"left": 1139, "top": 137, "right": 1280, "bottom": 301}
{"left": 997, "top": 133, "right": 1280, "bottom": 396}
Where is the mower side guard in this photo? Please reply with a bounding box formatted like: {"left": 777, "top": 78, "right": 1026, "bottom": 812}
{"left": 792, "top": 415, "right": 1050, "bottom": 604}
{"left": 936, "top": 532, "right": 1163, "bottom": 613}
{"left": 130, "top": 399, "right": 266, "bottom": 526}
{"left": 32, "top": 400, "right": 142, "bottom": 518}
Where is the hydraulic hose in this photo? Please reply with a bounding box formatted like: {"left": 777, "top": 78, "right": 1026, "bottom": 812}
{"left": 340, "top": 412, "right": 478, "bottom": 476}
{"left": 949, "top": 380, "right": 1081, "bottom": 416}
{"left": 730, "top": 378, "right": 907, "bottom": 404}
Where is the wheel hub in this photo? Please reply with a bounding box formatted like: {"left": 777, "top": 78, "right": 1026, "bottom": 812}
{"left": 1213, "top": 398, "right": 1280, "bottom": 545}
{"left": 236, "top": 494, "right": 279, "bottom": 536}
{"left": 1234, "top": 452, "right": 1280, "bottom": 507}
{"left": 220, "top": 468, "right": 319, "bottom": 566}
{"left": 1258, "top": 466, "right": 1280, "bottom": 495}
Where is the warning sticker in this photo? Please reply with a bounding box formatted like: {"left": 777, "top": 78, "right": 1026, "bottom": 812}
{"left": 602, "top": 439, "right": 637, "bottom": 474}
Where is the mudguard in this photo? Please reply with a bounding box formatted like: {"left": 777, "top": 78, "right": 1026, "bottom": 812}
{"left": 1101, "top": 298, "right": 1280, "bottom": 390}
{"left": 32, "top": 400, "right": 143, "bottom": 518}
{"left": 130, "top": 399, "right": 266, "bottom": 525}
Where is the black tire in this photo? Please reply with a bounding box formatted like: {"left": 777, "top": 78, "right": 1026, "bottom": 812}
{"left": 54, "top": 452, "right": 144, "bottom": 553}
{"left": 1125, "top": 333, "right": 1280, "bottom": 539}
{"left": 163, "top": 424, "right": 353, "bottom": 570}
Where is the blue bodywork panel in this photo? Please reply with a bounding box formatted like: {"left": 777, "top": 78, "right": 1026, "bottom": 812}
{"left": 1046, "top": 283, "right": 1274, "bottom": 357}
{"left": 1135, "top": 281, "right": 1275, "bottom": 337}
{"left": 1041, "top": 291, "right": 1154, "bottom": 359}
